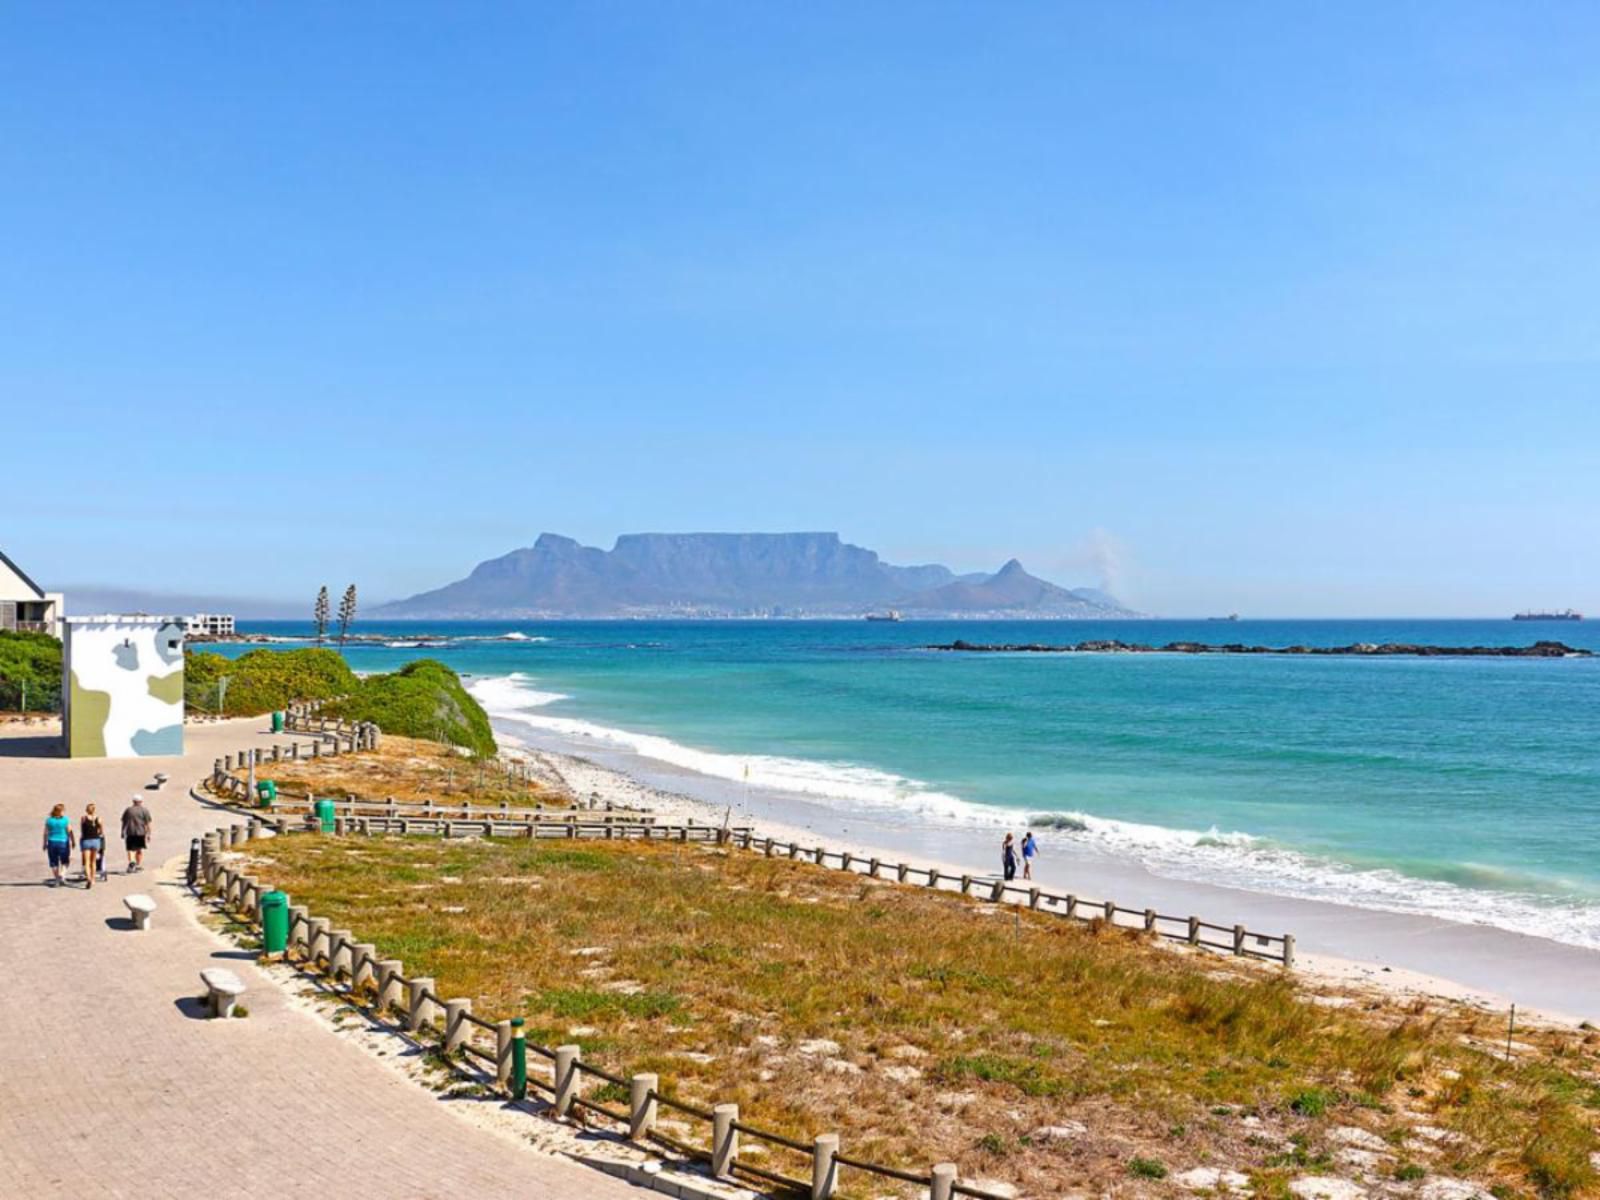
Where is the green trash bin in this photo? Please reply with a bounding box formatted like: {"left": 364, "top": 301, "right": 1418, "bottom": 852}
{"left": 256, "top": 780, "right": 278, "bottom": 808}
{"left": 315, "top": 797, "right": 336, "bottom": 833}
{"left": 271, "top": 710, "right": 285, "bottom": 733}
{"left": 260, "top": 890, "right": 289, "bottom": 956}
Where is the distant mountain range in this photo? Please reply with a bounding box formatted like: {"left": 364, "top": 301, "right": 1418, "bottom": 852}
{"left": 378, "top": 532, "right": 1137, "bottom": 619}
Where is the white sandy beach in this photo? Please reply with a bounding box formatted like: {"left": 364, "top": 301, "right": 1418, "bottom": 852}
{"left": 496, "top": 717, "right": 1600, "bottom": 1028}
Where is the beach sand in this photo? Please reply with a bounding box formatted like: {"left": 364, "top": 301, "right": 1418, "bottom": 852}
{"left": 498, "top": 718, "right": 1600, "bottom": 1028}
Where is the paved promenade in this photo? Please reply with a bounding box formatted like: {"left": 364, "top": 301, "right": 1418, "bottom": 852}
{"left": 0, "top": 717, "right": 639, "bottom": 1198}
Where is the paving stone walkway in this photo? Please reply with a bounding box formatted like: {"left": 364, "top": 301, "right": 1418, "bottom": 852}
{"left": 0, "top": 717, "right": 640, "bottom": 1198}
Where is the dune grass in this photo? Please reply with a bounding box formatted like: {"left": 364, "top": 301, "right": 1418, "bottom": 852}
{"left": 245, "top": 834, "right": 1600, "bottom": 1198}
{"left": 237, "top": 734, "right": 570, "bottom": 810}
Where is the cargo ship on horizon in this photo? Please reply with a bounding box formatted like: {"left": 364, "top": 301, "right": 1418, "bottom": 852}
{"left": 1513, "top": 609, "right": 1583, "bottom": 621}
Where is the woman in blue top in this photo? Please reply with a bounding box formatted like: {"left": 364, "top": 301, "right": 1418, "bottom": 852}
{"left": 43, "top": 802, "right": 75, "bottom": 886}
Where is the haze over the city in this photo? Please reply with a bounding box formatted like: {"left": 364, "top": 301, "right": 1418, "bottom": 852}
{"left": 6, "top": 4, "right": 1597, "bottom": 616}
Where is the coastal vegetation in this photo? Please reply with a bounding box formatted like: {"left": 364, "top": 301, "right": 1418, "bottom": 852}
{"left": 186, "top": 647, "right": 356, "bottom": 715}
{"left": 185, "top": 648, "right": 494, "bottom": 755}
{"left": 243, "top": 733, "right": 556, "bottom": 807}
{"left": 245, "top": 833, "right": 1599, "bottom": 1199}
{"left": 0, "top": 628, "right": 63, "bottom": 711}
{"left": 328, "top": 659, "right": 494, "bottom": 756}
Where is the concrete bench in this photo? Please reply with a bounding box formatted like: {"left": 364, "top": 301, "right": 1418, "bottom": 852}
{"left": 124, "top": 894, "right": 156, "bottom": 931}
{"left": 200, "top": 968, "right": 246, "bottom": 1018}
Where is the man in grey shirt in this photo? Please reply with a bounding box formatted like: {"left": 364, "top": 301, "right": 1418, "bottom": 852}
{"left": 121, "top": 795, "right": 153, "bottom": 874}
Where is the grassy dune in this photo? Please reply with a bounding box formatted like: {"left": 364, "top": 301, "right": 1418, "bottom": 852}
{"left": 241, "top": 734, "right": 570, "bottom": 810}
{"left": 244, "top": 834, "right": 1600, "bottom": 1198}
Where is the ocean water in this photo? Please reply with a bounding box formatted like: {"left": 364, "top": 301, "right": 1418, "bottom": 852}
{"left": 217, "top": 619, "right": 1600, "bottom": 950}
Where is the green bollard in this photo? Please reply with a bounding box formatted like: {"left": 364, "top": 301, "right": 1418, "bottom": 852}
{"left": 511, "top": 1017, "right": 527, "bottom": 1100}
{"left": 271, "top": 710, "right": 285, "bottom": 733}
{"left": 315, "top": 797, "right": 336, "bottom": 833}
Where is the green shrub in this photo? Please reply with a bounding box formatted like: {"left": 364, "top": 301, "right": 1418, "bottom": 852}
{"left": 0, "top": 630, "right": 63, "bottom": 710}
{"left": 183, "top": 648, "right": 492, "bottom": 756}
{"left": 1289, "top": 1087, "right": 1333, "bottom": 1117}
{"left": 185, "top": 648, "right": 356, "bottom": 715}
{"left": 1128, "top": 1157, "right": 1168, "bottom": 1179}
{"left": 328, "top": 658, "right": 495, "bottom": 756}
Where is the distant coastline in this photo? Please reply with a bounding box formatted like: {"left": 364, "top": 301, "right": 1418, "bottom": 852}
{"left": 930, "top": 638, "right": 1592, "bottom": 657}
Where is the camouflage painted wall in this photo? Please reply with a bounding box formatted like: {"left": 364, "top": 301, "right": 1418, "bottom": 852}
{"left": 64, "top": 616, "right": 185, "bottom": 758}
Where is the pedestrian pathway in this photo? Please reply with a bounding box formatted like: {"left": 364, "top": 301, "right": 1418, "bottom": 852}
{"left": 0, "top": 717, "right": 641, "bottom": 1198}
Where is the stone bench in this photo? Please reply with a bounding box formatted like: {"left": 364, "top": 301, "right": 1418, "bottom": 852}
{"left": 200, "top": 968, "right": 246, "bottom": 1018}
{"left": 124, "top": 894, "right": 156, "bottom": 931}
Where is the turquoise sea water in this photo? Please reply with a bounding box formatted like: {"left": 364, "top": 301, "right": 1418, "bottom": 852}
{"left": 221, "top": 620, "right": 1600, "bottom": 949}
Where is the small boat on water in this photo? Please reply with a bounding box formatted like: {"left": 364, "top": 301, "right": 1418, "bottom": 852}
{"left": 1208, "top": 613, "right": 1239, "bottom": 622}
{"left": 865, "top": 610, "right": 903, "bottom": 622}
{"left": 1513, "top": 610, "right": 1583, "bottom": 621}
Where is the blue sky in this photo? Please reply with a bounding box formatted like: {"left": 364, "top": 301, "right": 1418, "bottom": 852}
{"left": 4, "top": 3, "right": 1597, "bottom": 616}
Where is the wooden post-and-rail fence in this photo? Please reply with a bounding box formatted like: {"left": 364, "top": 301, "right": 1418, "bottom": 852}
{"left": 198, "top": 820, "right": 1012, "bottom": 1200}
{"left": 199, "top": 762, "right": 1295, "bottom": 967}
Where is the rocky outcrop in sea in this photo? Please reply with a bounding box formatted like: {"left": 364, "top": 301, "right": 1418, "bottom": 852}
{"left": 928, "top": 639, "right": 1591, "bottom": 657}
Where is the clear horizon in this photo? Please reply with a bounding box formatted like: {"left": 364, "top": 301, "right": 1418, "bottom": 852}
{"left": 6, "top": 5, "right": 1598, "bottom": 617}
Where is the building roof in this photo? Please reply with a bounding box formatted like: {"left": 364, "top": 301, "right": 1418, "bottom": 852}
{"left": 0, "top": 548, "right": 46, "bottom": 599}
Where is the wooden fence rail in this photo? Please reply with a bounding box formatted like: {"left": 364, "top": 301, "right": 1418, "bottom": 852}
{"left": 197, "top": 818, "right": 1006, "bottom": 1200}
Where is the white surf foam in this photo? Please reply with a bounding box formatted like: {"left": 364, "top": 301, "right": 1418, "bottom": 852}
{"left": 470, "top": 673, "right": 1028, "bottom": 827}
{"left": 1040, "top": 808, "right": 1600, "bottom": 950}
{"left": 444, "top": 631, "right": 551, "bottom": 643}
{"left": 468, "top": 672, "right": 1600, "bottom": 951}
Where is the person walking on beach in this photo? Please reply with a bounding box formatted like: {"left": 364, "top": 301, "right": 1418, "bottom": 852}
{"left": 43, "top": 803, "right": 75, "bottom": 886}
{"left": 1020, "top": 830, "right": 1037, "bottom": 881}
{"left": 121, "top": 795, "right": 152, "bottom": 874}
{"left": 80, "top": 803, "right": 106, "bottom": 889}
{"left": 1002, "top": 832, "right": 1018, "bottom": 882}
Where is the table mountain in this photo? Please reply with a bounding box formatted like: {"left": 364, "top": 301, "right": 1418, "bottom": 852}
{"left": 378, "top": 532, "right": 1136, "bottom": 619}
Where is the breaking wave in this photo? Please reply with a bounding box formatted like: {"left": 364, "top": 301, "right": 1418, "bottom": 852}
{"left": 468, "top": 672, "right": 1600, "bottom": 950}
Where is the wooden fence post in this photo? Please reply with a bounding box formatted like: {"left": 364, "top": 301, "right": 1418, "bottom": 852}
{"left": 812, "top": 1133, "right": 839, "bottom": 1199}
{"left": 711, "top": 1103, "right": 739, "bottom": 1178}
{"left": 629, "top": 1073, "right": 658, "bottom": 1140}
{"left": 495, "top": 1019, "right": 513, "bottom": 1086}
{"left": 555, "top": 1044, "right": 581, "bottom": 1117}
{"left": 377, "top": 960, "right": 405, "bottom": 1013}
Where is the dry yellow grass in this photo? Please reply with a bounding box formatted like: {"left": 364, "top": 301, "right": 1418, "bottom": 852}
{"left": 243, "top": 833, "right": 1600, "bottom": 1199}
{"left": 245, "top": 735, "right": 570, "bottom": 809}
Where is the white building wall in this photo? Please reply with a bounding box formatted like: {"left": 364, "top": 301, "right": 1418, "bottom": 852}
{"left": 64, "top": 616, "right": 185, "bottom": 758}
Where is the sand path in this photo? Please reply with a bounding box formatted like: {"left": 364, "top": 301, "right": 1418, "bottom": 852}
{"left": 0, "top": 717, "right": 638, "bottom": 1198}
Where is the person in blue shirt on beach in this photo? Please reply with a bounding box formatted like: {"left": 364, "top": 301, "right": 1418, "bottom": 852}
{"left": 1021, "top": 830, "right": 1038, "bottom": 881}
{"left": 43, "top": 803, "right": 74, "bottom": 886}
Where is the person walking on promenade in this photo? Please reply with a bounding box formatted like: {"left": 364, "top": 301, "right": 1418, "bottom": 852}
{"left": 43, "top": 803, "right": 75, "bottom": 886}
{"left": 1020, "top": 830, "right": 1037, "bottom": 881}
{"left": 121, "top": 795, "right": 153, "bottom": 874}
{"left": 80, "top": 803, "right": 106, "bottom": 889}
{"left": 1002, "top": 832, "right": 1018, "bottom": 882}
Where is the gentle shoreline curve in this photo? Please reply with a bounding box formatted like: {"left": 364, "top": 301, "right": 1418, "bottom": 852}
{"left": 492, "top": 715, "right": 1600, "bottom": 1027}
{"left": 929, "top": 638, "right": 1592, "bottom": 657}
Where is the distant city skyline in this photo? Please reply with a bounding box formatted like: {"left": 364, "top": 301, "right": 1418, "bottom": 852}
{"left": 6, "top": 4, "right": 1598, "bottom": 617}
